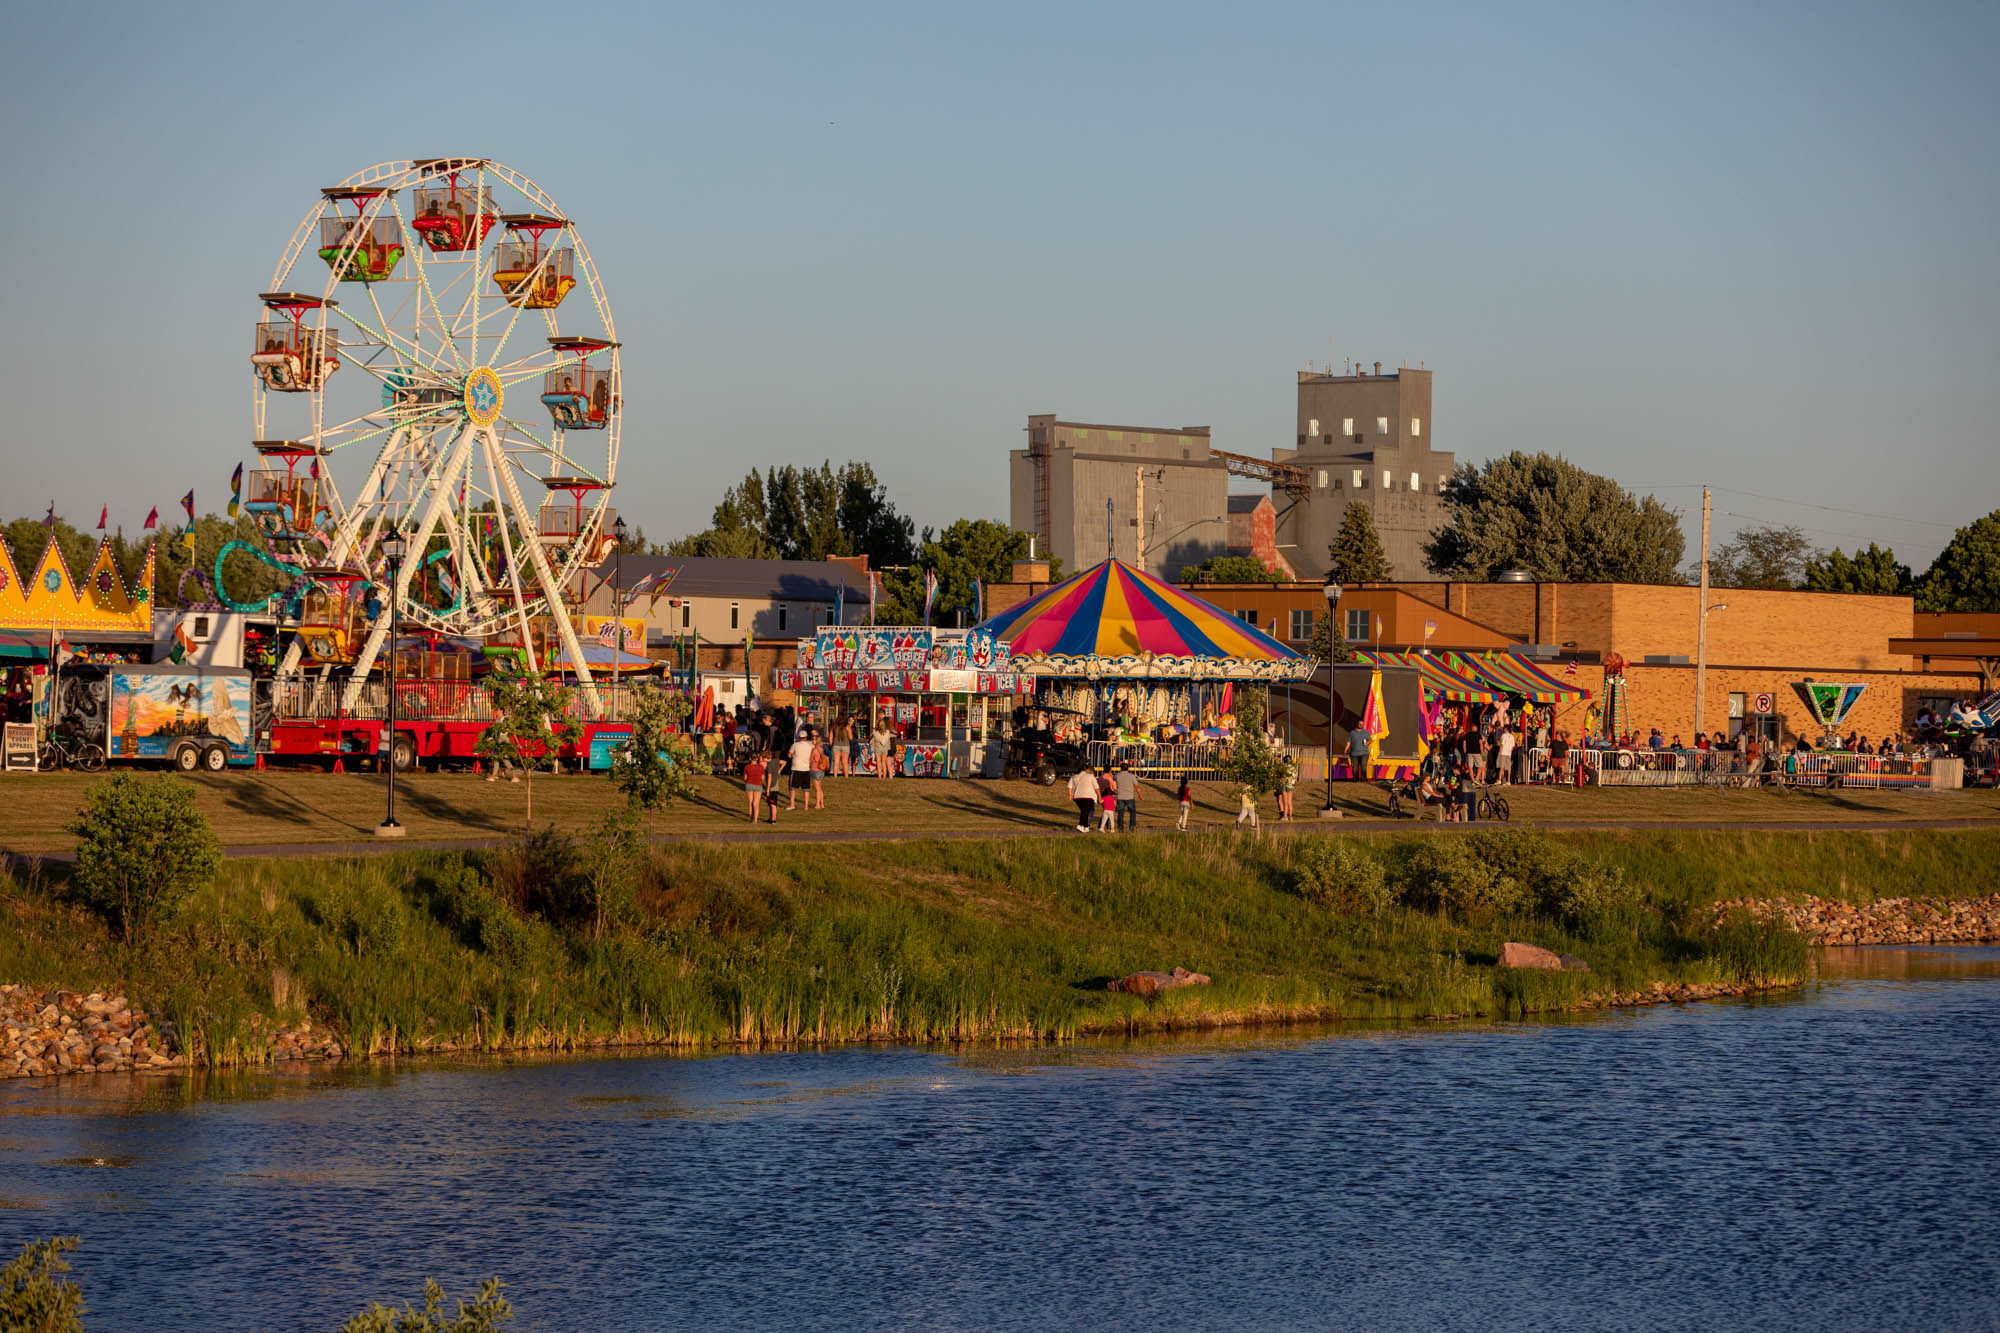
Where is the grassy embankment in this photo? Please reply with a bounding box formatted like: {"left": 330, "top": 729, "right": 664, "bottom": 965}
{"left": 4, "top": 825, "right": 1997, "bottom": 1066}
{"left": 2, "top": 770, "right": 1997, "bottom": 854}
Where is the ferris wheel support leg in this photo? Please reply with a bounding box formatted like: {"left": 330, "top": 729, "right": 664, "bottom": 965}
{"left": 339, "top": 424, "right": 475, "bottom": 713}
{"left": 278, "top": 429, "right": 405, "bottom": 680}
{"left": 480, "top": 431, "right": 539, "bottom": 673}
{"left": 487, "top": 431, "right": 605, "bottom": 720}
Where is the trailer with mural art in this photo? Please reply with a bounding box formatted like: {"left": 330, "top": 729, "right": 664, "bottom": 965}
{"left": 49, "top": 664, "right": 258, "bottom": 771}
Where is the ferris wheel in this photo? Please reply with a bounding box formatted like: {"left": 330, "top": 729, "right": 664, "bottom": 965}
{"left": 248, "top": 158, "right": 621, "bottom": 714}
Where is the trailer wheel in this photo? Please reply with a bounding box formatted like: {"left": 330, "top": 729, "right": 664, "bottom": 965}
{"left": 173, "top": 743, "right": 202, "bottom": 773}
{"left": 201, "top": 744, "right": 229, "bottom": 773}
{"left": 1032, "top": 761, "right": 1057, "bottom": 787}
{"left": 391, "top": 735, "right": 417, "bottom": 773}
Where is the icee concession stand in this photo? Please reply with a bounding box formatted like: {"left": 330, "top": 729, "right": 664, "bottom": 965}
{"left": 772, "top": 626, "right": 1033, "bottom": 777}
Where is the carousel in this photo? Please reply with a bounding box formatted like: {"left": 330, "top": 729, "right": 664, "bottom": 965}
{"left": 973, "top": 559, "right": 1313, "bottom": 748}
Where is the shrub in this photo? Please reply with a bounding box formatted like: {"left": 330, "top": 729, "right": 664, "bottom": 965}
{"left": 1396, "top": 839, "right": 1519, "bottom": 916}
{"left": 340, "top": 1278, "right": 511, "bottom": 1332}
{"left": 1293, "top": 839, "right": 1392, "bottom": 915}
{"left": 0, "top": 1235, "right": 85, "bottom": 1333}
{"left": 1462, "top": 828, "right": 1640, "bottom": 929}
{"left": 484, "top": 825, "right": 583, "bottom": 921}
{"left": 420, "top": 859, "right": 537, "bottom": 967}
{"left": 1542, "top": 860, "right": 1642, "bottom": 931}
{"left": 65, "top": 774, "right": 222, "bottom": 941}
{"left": 578, "top": 811, "right": 645, "bottom": 941}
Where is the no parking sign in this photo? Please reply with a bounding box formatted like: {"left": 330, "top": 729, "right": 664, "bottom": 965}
{"left": 1751, "top": 692, "right": 1775, "bottom": 715}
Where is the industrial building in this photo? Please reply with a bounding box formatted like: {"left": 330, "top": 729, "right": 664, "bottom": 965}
{"left": 1009, "top": 416, "right": 1230, "bottom": 581}
{"left": 1269, "top": 362, "right": 1456, "bottom": 580}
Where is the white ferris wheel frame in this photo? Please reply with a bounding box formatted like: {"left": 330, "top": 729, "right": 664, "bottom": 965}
{"left": 251, "top": 158, "right": 621, "bottom": 717}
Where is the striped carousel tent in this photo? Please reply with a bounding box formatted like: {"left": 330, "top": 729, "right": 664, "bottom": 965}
{"left": 975, "top": 559, "right": 1312, "bottom": 680}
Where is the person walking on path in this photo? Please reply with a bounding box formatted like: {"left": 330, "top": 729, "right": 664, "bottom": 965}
{"left": 1277, "top": 754, "right": 1298, "bottom": 820}
{"left": 830, "top": 715, "right": 851, "bottom": 777}
{"left": 1345, "top": 722, "right": 1373, "bottom": 781}
{"left": 787, "top": 733, "right": 816, "bottom": 811}
{"left": 1176, "top": 775, "right": 1193, "bottom": 831}
{"left": 1496, "top": 725, "right": 1516, "bottom": 785}
{"left": 761, "top": 750, "right": 784, "bottom": 823}
{"left": 1235, "top": 783, "right": 1260, "bottom": 831}
{"left": 1068, "top": 765, "right": 1099, "bottom": 832}
{"left": 1097, "top": 769, "right": 1117, "bottom": 832}
{"left": 1114, "top": 762, "right": 1140, "bottom": 832}
{"left": 743, "top": 753, "right": 767, "bottom": 823}
{"left": 808, "top": 738, "right": 828, "bottom": 810}
{"left": 872, "top": 720, "right": 895, "bottom": 779}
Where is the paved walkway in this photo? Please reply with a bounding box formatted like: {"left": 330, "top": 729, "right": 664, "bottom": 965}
{"left": 10, "top": 814, "right": 1998, "bottom": 866}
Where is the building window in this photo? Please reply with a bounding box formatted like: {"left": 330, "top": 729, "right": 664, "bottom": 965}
{"left": 729, "top": 603, "right": 739, "bottom": 630}
{"left": 1342, "top": 417, "right": 1354, "bottom": 436}
{"left": 1728, "top": 692, "right": 1747, "bottom": 739}
{"left": 1308, "top": 419, "right": 1319, "bottom": 436}
{"left": 1236, "top": 608, "right": 1258, "bottom": 625}
{"left": 1346, "top": 608, "right": 1370, "bottom": 641}
{"left": 1289, "top": 609, "right": 1314, "bottom": 641}
{"left": 1317, "top": 470, "right": 1328, "bottom": 489}
{"left": 1410, "top": 471, "right": 1420, "bottom": 491}
{"left": 193, "top": 616, "right": 210, "bottom": 639}
{"left": 778, "top": 605, "right": 788, "bottom": 632}
{"left": 1376, "top": 416, "right": 1389, "bottom": 435}
{"left": 1381, "top": 469, "right": 1392, "bottom": 490}
{"left": 1352, "top": 469, "right": 1365, "bottom": 488}
{"left": 1411, "top": 417, "right": 1421, "bottom": 437}
{"left": 680, "top": 602, "right": 690, "bottom": 629}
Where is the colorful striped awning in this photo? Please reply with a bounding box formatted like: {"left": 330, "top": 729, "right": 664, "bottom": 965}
{"left": 1350, "top": 649, "right": 1503, "bottom": 703}
{"left": 1440, "top": 650, "right": 1592, "bottom": 703}
{"left": 974, "top": 559, "right": 1311, "bottom": 680}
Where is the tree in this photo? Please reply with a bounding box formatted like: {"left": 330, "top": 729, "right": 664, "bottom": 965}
{"left": 475, "top": 673, "right": 583, "bottom": 826}
{"left": 610, "top": 684, "right": 697, "bottom": 836}
{"left": 0, "top": 1236, "right": 85, "bottom": 1333}
{"left": 1916, "top": 508, "right": 2000, "bottom": 612}
{"left": 1308, "top": 611, "right": 1351, "bottom": 665}
{"left": 879, "top": 519, "right": 1045, "bottom": 624}
{"left": 1328, "top": 503, "right": 1392, "bottom": 584}
{"left": 680, "top": 462, "right": 917, "bottom": 567}
{"left": 1422, "top": 452, "right": 1685, "bottom": 583}
{"left": 1178, "top": 555, "right": 1287, "bottom": 586}
{"left": 1221, "top": 685, "right": 1285, "bottom": 807}
{"left": 340, "top": 1278, "right": 512, "bottom": 1333}
{"left": 578, "top": 811, "right": 645, "bottom": 942}
{"left": 1708, "top": 523, "right": 1819, "bottom": 590}
{"left": 1804, "top": 543, "right": 1912, "bottom": 596}
{"left": 65, "top": 774, "right": 222, "bottom": 942}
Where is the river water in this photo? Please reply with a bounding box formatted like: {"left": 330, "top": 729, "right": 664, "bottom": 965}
{"left": 4, "top": 948, "right": 1998, "bottom": 1331}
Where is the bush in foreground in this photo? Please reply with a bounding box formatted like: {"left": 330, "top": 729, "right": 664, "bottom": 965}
{"left": 64, "top": 774, "right": 221, "bottom": 942}
{"left": 1292, "top": 839, "right": 1391, "bottom": 915}
{"left": 0, "top": 1235, "right": 85, "bottom": 1333}
{"left": 339, "top": 1278, "right": 512, "bottom": 1332}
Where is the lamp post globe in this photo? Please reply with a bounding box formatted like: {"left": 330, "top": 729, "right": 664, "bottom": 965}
{"left": 1321, "top": 573, "right": 1341, "bottom": 814}
{"left": 375, "top": 526, "right": 408, "bottom": 838}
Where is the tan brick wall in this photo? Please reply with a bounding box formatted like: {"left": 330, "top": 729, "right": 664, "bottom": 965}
{"left": 1604, "top": 586, "right": 1913, "bottom": 673}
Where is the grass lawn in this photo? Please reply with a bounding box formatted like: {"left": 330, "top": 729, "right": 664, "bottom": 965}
{"left": 1, "top": 769, "right": 1996, "bottom": 855}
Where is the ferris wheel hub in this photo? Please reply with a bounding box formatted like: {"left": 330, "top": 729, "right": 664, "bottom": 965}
{"left": 462, "top": 367, "right": 504, "bottom": 427}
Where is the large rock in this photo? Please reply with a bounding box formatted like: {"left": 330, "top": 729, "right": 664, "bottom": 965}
{"left": 1109, "top": 966, "right": 1212, "bottom": 998}
{"left": 1498, "top": 942, "right": 1563, "bottom": 971}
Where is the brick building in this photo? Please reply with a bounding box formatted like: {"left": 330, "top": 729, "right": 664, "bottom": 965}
{"left": 1225, "top": 494, "right": 1293, "bottom": 576}
{"left": 983, "top": 570, "right": 1987, "bottom": 745}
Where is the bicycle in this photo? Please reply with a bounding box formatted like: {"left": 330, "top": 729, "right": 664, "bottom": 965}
{"left": 37, "top": 728, "right": 106, "bottom": 773}
{"left": 1473, "top": 784, "right": 1511, "bottom": 822}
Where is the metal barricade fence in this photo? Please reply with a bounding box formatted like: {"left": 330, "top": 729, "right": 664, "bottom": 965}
{"left": 1084, "top": 739, "right": 1230, "bottom": 780}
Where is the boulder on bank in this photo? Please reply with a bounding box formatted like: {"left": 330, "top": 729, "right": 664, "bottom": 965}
{"left": 1559, "top": 954, "right": 1590, "bottom": 973}
{"left": 1108, "top": 967, "right": 1211, "bottom": 998}
{"left": 1498, "top": 942, "right": 1563, "bottom": 971}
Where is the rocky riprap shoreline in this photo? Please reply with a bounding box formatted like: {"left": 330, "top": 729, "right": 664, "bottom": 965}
{"left": 2, "top": 986, "right": 179, "bottom": 1077}
{"left": 1715, "top": 892, "right": 2000, "bottom": 946}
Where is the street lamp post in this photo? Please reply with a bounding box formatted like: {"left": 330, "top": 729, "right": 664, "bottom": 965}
{"left": 1320, "top": 572, "right": 1342, "bottom": 815}
{"left": 611, "top": 515, "right": 627, "bottom": 722}
{"left": 375, "top": 527, "right": 407, "bottom": 838}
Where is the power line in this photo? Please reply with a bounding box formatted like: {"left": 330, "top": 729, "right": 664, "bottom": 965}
{"left": 1640, "top": 483, "right": 1955, "bottom": 531}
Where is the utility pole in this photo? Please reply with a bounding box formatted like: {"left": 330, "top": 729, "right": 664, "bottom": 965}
{"left": 1135, "top": 466, "right": 1145, "bottom": 567}
{"left": 1694, "top": 486, "right": 1712, "bottom": 740}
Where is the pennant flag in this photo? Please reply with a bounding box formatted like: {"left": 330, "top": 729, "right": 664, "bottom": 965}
{"left": 1423, "top": 619, "right": 1437, "bottom": 643}
{"left": 97, "top": 505, "right": 108, "bottom": 531}
{"left": 1374, "top": 616, "right": 1384, "bottom": 644}
{"left": 1564, "top": 659, "right": 1578, "bottom": 679}
{"left": 144, "top": 507, "right": 158, "bottom": 530}
{"left": 834, "top": 583, "right": 845, "bottom": 627}
{"left": 230, "top": 462, "right": 243, "bottom": 491}
{"left": 868, "top": 571, "right": 879, "bottom": 626}
{"left": 310, "top": 459, "right": 320, "bottom": 480}
{"left": 43, "top": 501, "right": 55, "bottom": 529}
{"left": 972, "top": 578, "right": 984, "bottom": 622}
{"left": 181, "top": 526, "right": 197, "bottom": 553}
{"left": 922, "top": 570, "right": 939, "bottom": 627}
{"left": 180, "top": 490, "right": 195, "bottom": 522}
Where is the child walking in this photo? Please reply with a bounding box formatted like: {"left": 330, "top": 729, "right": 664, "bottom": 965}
{"left": 1235, "top": 784, "right": 1259, "bottom": 831}
{"left": 1176, "top": 775, "right": 1193, "bottom": 831}
{"left": 1097, "top": 769, "right": 1117, "bottom": 832}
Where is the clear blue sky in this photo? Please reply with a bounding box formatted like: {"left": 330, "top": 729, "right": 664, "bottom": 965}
{"left": 3, "top": 0, "right": 1994, "bottom": 566}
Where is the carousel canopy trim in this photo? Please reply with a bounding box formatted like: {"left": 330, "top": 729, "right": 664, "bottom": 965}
{"left": 975, "top": 559, "right": 1312, "bottom": 680}
{"left": 1439, "top": 650, "right": 1592, "bottom": 703}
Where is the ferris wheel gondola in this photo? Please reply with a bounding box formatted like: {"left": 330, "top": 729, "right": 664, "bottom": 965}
{"left": 248, "top": 158, "right": 622, "bottom": 716}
